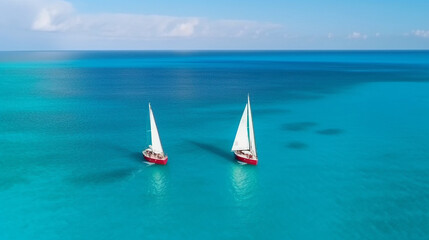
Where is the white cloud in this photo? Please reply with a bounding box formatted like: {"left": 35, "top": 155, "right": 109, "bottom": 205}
{"left": 0, "top": 0, "right": 286, "bottom": 49}
{"left": 31, "top": 0, "right": 74, "bottom": 31}
{"left": 412, "top": 30, "right": 429, "bottom": 38}
{"left": 167, "top": 19, "right": 199, "bottom": 37}
{"left": 5, "top": 1, "right": 425, "bottom": 49}
{"left": 347, "top": 32, "right": 368, "bottom": 40}
{"left": 0, "top": 0, "right": 278, "bottom": 40}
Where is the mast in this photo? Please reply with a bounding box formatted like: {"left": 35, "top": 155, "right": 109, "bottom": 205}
{"left": 149, "top": 103, "right": 164, "bottom": 154}
{"left": 247, "top": 94, "right": 257, "bottom": 157}
{"left": 232, "top": 104, "right": 250, "bottom": 151}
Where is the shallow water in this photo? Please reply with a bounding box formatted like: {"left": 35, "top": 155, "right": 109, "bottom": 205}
{"left": 1, "top": 51, "right": 428, "bottom": 239}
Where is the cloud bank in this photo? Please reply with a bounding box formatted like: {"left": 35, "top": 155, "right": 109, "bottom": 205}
{"left": 0, "top": 0, "right": 428, "bottom": 49}
{"left": 347, "top": 32, "right": 368, "bottom": 40}
{"left": 5, "top": 0, "right": 279, "bottom": 40}
{"left": 412, "top": 30, "right": 429, "bottom": 38}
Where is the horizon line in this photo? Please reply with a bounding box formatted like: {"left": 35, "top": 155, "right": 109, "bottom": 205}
{"left": 1, "top": 49, "right": 429, "bottom": 52}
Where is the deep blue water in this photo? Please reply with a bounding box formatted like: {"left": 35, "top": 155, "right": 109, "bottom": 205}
{"left": 1, "top": 51, "right": 428, "bottom": 239}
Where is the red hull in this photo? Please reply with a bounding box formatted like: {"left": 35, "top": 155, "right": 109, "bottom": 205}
{"left": 234, "top": 152, "right": 258, "bottom": 165}
{"left": 142, "top": 150, "right": 168, "bottom": 165}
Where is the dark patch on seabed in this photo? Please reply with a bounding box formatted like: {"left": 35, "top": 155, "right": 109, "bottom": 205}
{"left": 67, "top": 168, "right": 136, "bottom": 185}
{"left": 283, "top": 122, "right": 317, "bottom": 131}
{"left": 0, "top": 176, "right": 28, "bottom": 191}
{"left": 287, "top": 141, "right": 308, "bottom": 150}
{"left": 186, "top": 140, "right": 233, "bottom": 162}
{"left": 316, "top": 128, "right": 344, "bottom": 135}
{"left": 95, "top": 141, "right": 143, "bottom": 163}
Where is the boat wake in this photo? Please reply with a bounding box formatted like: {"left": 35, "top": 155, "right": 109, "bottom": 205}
{"left": 237, "top": 161, "right": 247, "bottom": 165}
{"left": 128, "top": 167, "right": 144, "bottom": 179}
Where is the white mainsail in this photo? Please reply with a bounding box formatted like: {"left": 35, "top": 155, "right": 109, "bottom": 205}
{"left": 247, "top": 95, "right": 257, "bottom": 157}
{"left": 232, "top": 104, "right": 250, "bottom": 151}
{"left": 149, "top": 103, "right": 164, "bottom": 154}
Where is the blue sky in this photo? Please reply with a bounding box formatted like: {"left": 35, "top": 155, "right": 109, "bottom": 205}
{"left": 0, "top": 0, "right": 428, "bottom": 50}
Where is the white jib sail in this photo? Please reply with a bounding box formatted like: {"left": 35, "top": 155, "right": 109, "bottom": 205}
{"left": 232, "top": 104, "right": 250, "bottom": 151}
{"left": 149, "top": 103, "right": 164, "bottom": 154}
{"left": 247, "top": 95, "right": 257, "bottom": 157}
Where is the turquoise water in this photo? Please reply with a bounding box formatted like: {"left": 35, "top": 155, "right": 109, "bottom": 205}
{"left": 0, "top": 51, "right": 428, "bottom": 239}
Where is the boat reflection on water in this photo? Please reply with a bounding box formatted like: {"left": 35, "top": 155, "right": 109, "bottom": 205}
{"left": 231, "top": 164, "right": 258, "bottom": 203}
{"left": 147, "top": 165, "right": 169, "bottom": 200}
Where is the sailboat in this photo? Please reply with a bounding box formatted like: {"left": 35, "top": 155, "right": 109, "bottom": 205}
{"left": 231, "top": 94, "right": 258, "bottom": 165}
{"left": 142, "top": 103, "right": 168, "bottom": 165}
